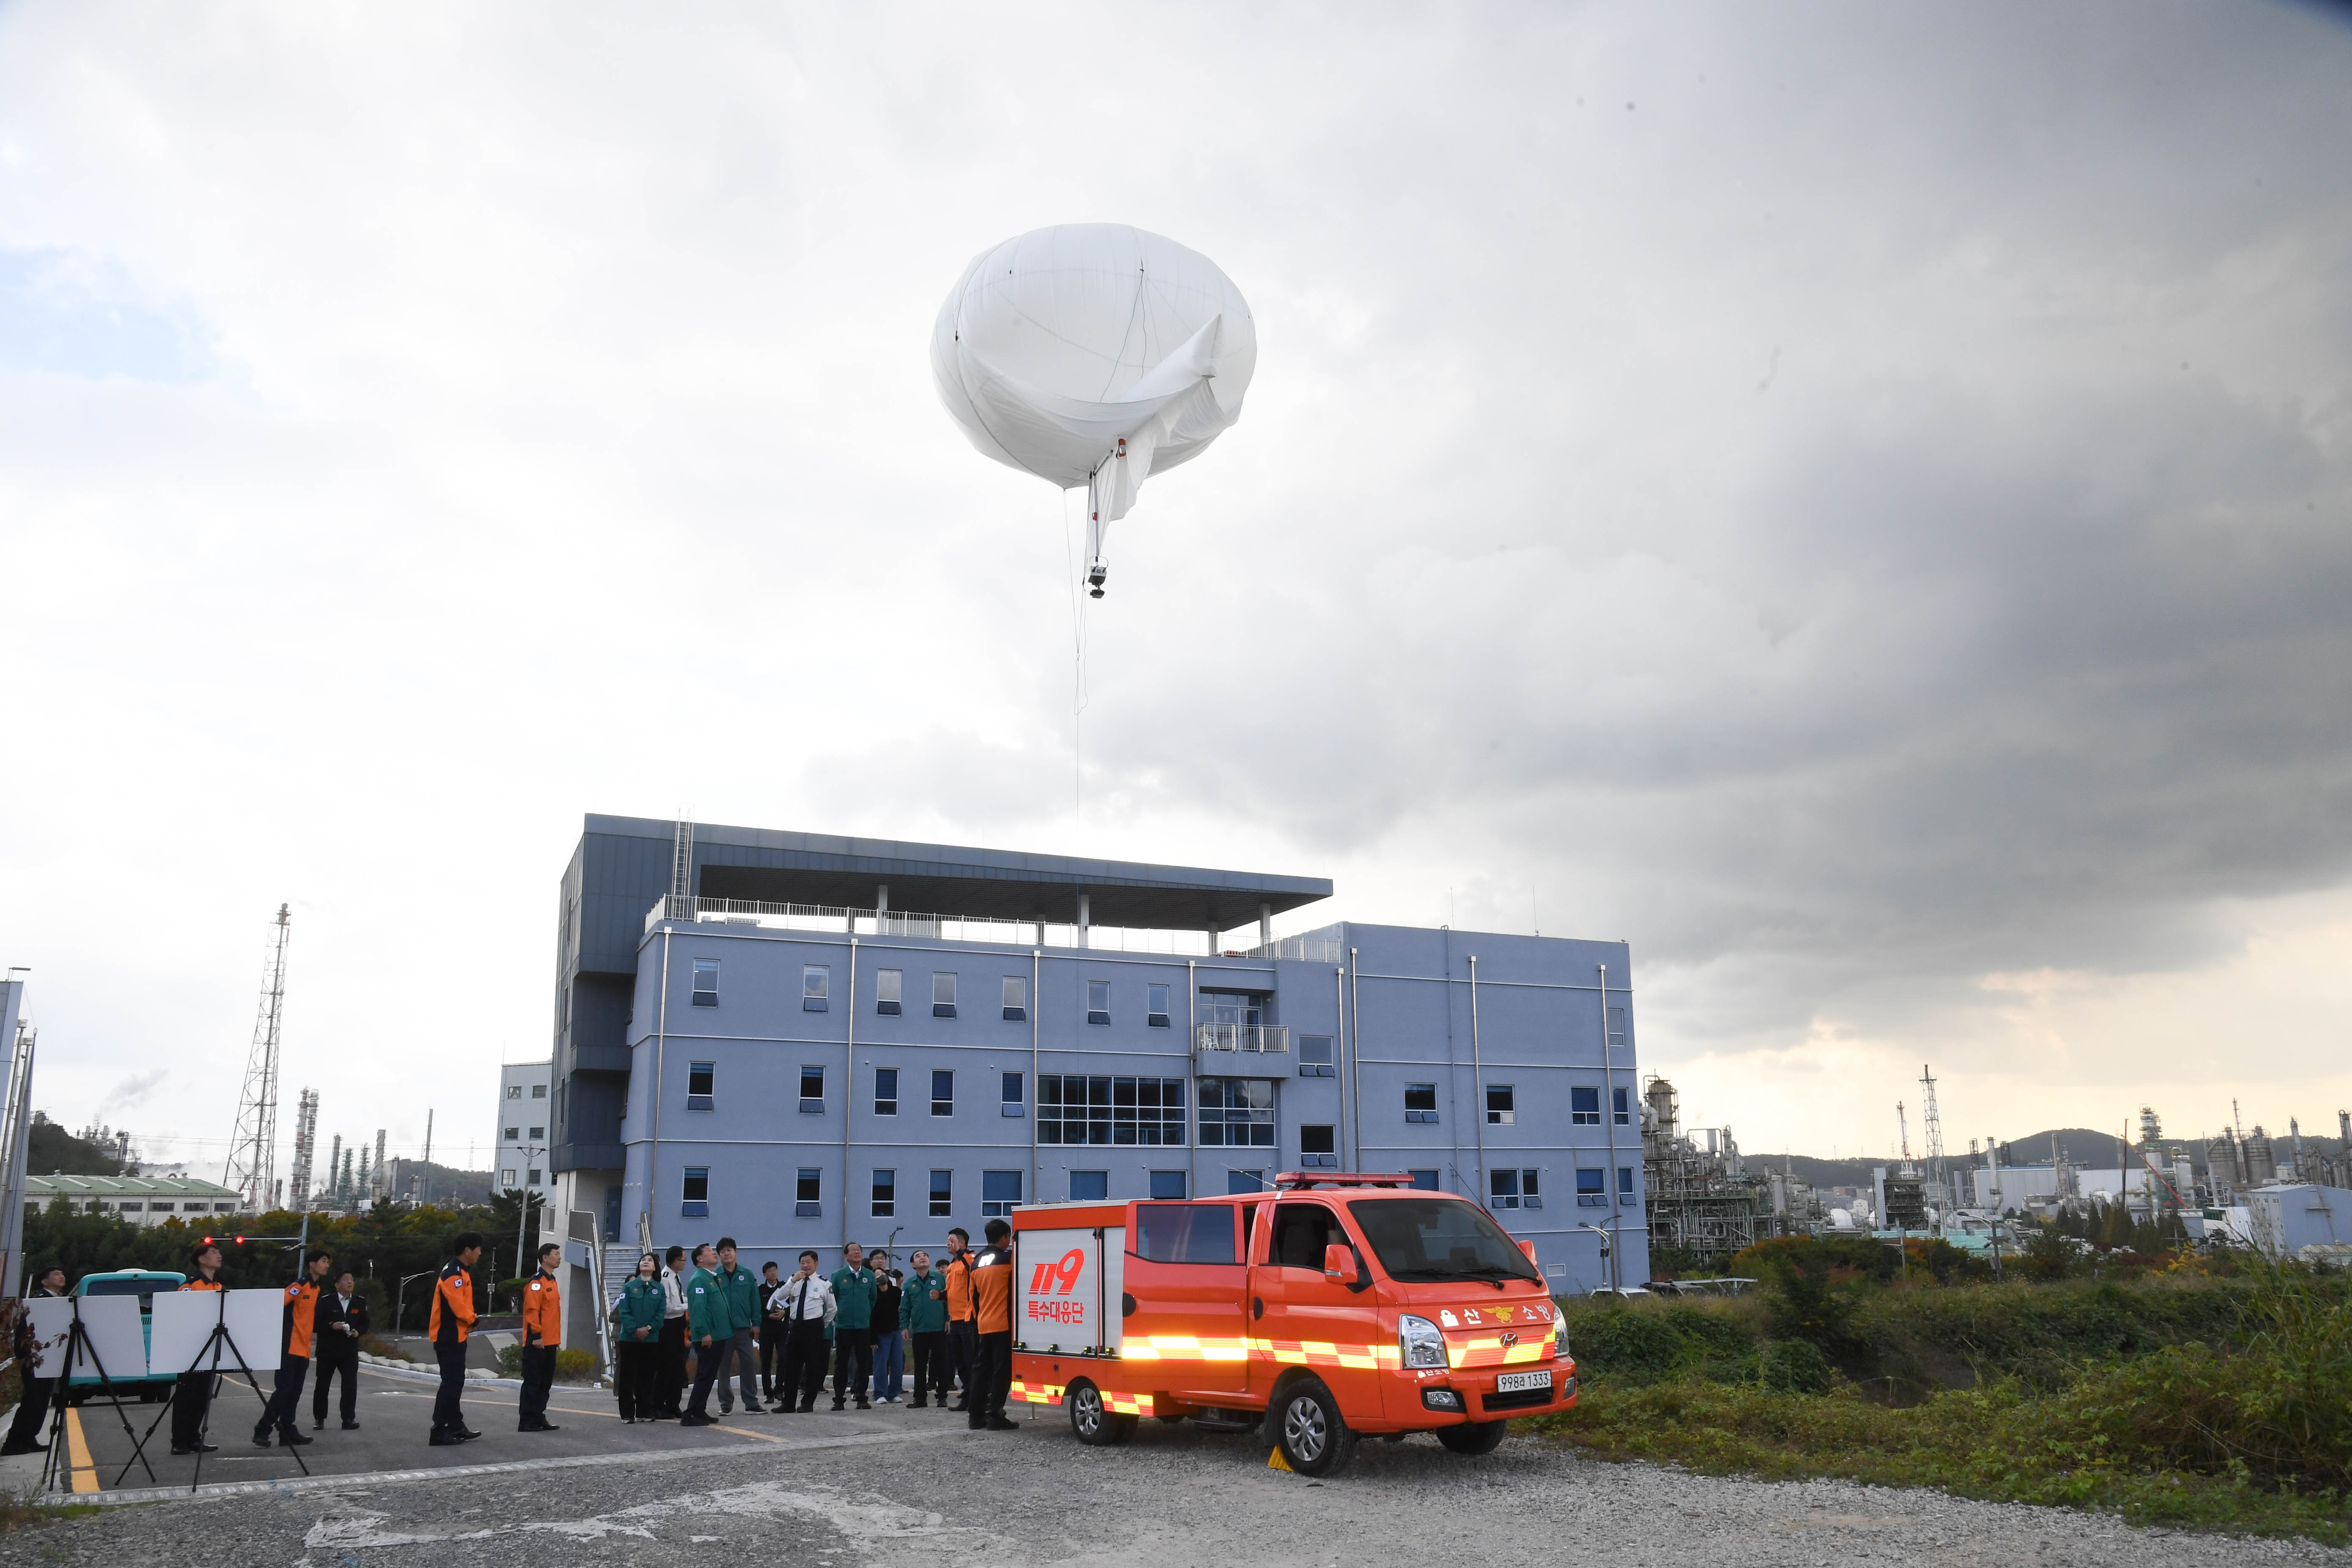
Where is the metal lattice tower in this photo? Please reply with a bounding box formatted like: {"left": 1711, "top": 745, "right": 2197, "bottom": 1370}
{"left": 287, "top": 1087, "right": 320, "bottom": 1209}
{"left": 223, "top": 904, "right": 291, "bottom": 1211}
{"left": 1918, "top": 1063, "right": 1946, "bottom": 1190}
{"left": 1896, "top": 1101, "right": 1913, "bottom": 1164}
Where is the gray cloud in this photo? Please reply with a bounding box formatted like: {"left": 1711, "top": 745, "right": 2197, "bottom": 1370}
{"left": 0, "top": 2, "right": 2347, "bottom": 1147}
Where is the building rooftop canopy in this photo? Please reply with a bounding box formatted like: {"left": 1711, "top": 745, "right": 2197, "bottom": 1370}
{"left": 591, "top": 815, "right": 1331, "bottom": 932}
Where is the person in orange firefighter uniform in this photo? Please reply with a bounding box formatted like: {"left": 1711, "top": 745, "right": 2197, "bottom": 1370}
{"left": 518, "top": 1241, "right": 564, "bottom": 1432}
{"left": 428, "top": 1231, "right": 484, "bottom": 1446}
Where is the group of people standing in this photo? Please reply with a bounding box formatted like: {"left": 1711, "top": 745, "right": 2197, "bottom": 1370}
{"left": 607, "top": 1218, "right": 1021, "bottom": 1430}
{"left": 0, "top": 1240, "right": 375, "bottom": 1461}
{"left": 3, "top": 1217, "right": 1020, "bottom": 1463}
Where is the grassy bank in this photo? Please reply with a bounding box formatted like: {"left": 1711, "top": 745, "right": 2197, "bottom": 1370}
{"left": 1528, "top": 1266, "right": 2352, "bottom": 1544}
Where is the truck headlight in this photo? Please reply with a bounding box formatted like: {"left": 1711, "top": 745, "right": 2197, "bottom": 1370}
{"left": 1552, "top": 1303, "right": 1571, "bottom": 1361}
{"left": 1398, "top": 1313, "right": 1447, "bottom": 1369}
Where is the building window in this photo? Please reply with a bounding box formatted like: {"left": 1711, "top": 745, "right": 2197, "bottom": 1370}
{"left": 1146, "top": 983, "right": 1171, "bottom": 1027}
{"left": 1619, "top": 1166, "right": 1636, "bottom": 1201}
{"left": 929, "top": 1169, "right": 953, "bottom": 1217}
{"left": 1300, "top": 1124, "right": 1338, "bottom": 1169}
{"left": 1486, "top": 1084, "right": 1515, "bottom": 1125}
{"left": 682, "top": 1166, "right": 710, "bottom": 1218}
{"left": 504, "top": 1127, "right": 520, "bottom": 1141}
{"left": 687, "top": 1061, "right": 715, "bottom": 1113}
{"left": 691, "top": 958, "right": 719, "bottom": 1007}
{"left": 506, "top": 1085, "right": 523, "bottom": 1100}
{"left": 1577, "top": 1169, "right": 1606, "bottom": 1206}
{"left": 876, "top": 968, "right": 903, "bottom": 1015}
{"left": 1040, "top": 1075, "right": 1189, "bottom": 1146}
{"left": 874, "top": 1067, "right": 898, "bottom": 1116}
{"left": 1086, "top": 980, "right": 1111, "bottom": 1026}
{"left": 1002, "top": 976, "right": 1026, "bottom": 1022}
{"left": 1070, "top": 1170, "right": 1108, "bottom": 1202}
{"left": 1408, "top": 1169, "right": 1440, "bottom": 1191}
{"left": 526, "top": 1168, "right": 542, "bottom": 1186}
{"left": 981, "top": 1170, "right": 1022, "bottom": 1218}
{"left": 796, "top": 1168, "right": 822, "bottom": 1218}
{"left": 502, "top": 1168, "right": 517, "bottom": 1188}
{"left": 1405, "top": 1083, "right": 1440, "bottom": 1124}
{"left": 872, "top": 1168, "right": 896, "bottom": 1218}
{"left": 1298, "top": 1035, "right": 1335, "bottom": 1078}
{"left": 531, "top": 1083, "right": 546, "bottom": 1098}
{"left": 1001, "top": 1072, "right": 1025, "bottom": 1116}
{"left": 527, "top": 1126, "right": 544, "bottom": 1140}
{"left": 148, "top": 1202, "right": 174, "bottom": 1214}
{"left": 1614, "top": 1086, "right": 1631, "bottom": 1126}
{"left": 1491, "top": 1168, "right": 1541, "bottom": 1210}
{"left": 1608, "top": 1006, "right": 1627, "bottom": 1045}
{"left": 800, "top": 1065, "right": 825, "bottom": 1113}
{"left": 1571, "top": 1086, "right": 1601, "bottom": 1126}
{"left": 1149, "top": 1169, "right": 1187, "bottom": 1200}
{"left": 931, "top": 1069, "right": 954, "bottom": 1117}
{"left": 932, "top": 972, "right": 957, "bottom": 1018}
{"left": 1226, "top": 1170, "right": 1266, "bottom": 1195}
{"left": 1198, "top": 1078, "right": 1274, "bottom": 1147}
{"left": 803, "top": 965, "right": 830, "bottom": 1012}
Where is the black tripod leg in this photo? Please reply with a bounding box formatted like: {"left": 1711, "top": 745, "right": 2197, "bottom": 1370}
{"left": 220, "top": 1337, "right": 307, "bottom": 1478}
{"left": 74, "top": 1331, "right": 156, "bottom": 1487}
{"left": 114, "top": 1387, "right": 179, "bottom": 1489}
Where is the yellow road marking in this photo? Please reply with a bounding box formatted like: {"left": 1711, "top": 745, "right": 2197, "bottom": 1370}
{"left": 65, "top": 1405, "right": 98, "bottom": 1494}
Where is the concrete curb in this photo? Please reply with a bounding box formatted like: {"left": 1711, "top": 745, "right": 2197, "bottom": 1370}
{"left": 69, "top": 1425, "right": 963, "bottom": 1508}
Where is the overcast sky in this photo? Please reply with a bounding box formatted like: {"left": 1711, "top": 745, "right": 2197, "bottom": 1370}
{"left": 3, "top": 3, "right": 2349, "bottom": 1180}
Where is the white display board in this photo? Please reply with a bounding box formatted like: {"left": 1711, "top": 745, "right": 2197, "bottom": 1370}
{"left": 148, "top": 1288, "right": 283, "bottom": 1376}
{"left": 23, "top": 1297, "right": 75, "bottom": 1378}
{"left": 67, "top": 1295, "right": 147, "bottom": 1381}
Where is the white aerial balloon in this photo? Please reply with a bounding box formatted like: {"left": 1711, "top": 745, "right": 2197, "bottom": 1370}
{"left": 932, "top": 223, "right": 1256, "bottom": 596}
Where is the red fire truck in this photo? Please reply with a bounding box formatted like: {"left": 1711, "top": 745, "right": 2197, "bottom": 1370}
{"left": 1009, "top": 1172, "right": 1576, "bottom": 1475}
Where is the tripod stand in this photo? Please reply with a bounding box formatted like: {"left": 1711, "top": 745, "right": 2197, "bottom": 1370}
{"left": 117, "top": 1291, "right": 307, "bottom": 1491}
{"left": 36, "top": 1301, "right": 154, "bottom": 1494}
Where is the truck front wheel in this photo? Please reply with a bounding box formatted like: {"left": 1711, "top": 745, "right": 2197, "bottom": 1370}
{"left": 1437, "top": 1420, "right": 1508, "bottom": 1455}
{"left": 1274, "top": 1377, "right": 1357, "bottom": 1477}
{"left": 1067, "top": 1380, "right": 1136, "bottom": 1447}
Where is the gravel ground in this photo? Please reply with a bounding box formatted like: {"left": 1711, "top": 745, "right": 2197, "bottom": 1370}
{"left": 14, "top": 1415, "right": 2352, "bottom": 1568}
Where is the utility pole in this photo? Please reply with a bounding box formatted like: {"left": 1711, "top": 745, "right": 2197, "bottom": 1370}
{"left": 420, "top": 1108, "right": 434, "bottom": 1207}
{"left": 225, "top": 905, "right": 291, "bottom": 1212}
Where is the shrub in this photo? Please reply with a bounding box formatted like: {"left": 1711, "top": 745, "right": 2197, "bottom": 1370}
{"left": 1761, "top": 1338, "right": 1830, "bottom": 1394}
{"left": 495, "top": 1343, "right": 604, "bottom": 1382}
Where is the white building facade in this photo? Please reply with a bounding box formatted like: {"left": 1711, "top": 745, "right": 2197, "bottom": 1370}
{"left": 495, "top": 1058, "right": 554, "bottom": 1201}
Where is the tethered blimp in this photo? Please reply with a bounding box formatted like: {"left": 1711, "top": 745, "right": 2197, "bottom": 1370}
{"left": 931, "top": 223, "right": 1256, "bottom": 597}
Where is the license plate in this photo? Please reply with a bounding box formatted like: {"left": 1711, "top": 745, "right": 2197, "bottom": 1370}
{"left": 1495, "top": 1370, "right": 1552, "bottom": 1394}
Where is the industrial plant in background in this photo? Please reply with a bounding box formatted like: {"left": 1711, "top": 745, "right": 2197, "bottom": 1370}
{"left": 1639, "top": 1075, "right": 1807, "bottom": 1264}
{"left": 1641, "top": 1066, "right": 2352, "bottom": 1279}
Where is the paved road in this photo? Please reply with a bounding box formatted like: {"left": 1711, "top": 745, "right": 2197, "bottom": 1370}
{"left": 24, "top": 1375, "right": 2352, "bottom": 1566}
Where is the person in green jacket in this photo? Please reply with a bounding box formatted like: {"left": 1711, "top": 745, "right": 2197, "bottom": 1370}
{"left": 709, "top": 1239, "right": 768, "bottom": 1416}
{"left": 612, "top": 1253, "right": 667, "bottom": 1423}
{"left": 681, "top": 1244, "right": 733, "bottom": 1425}
{"left": 902, "top": 1248, "right": 950, "bottom": 1408}
{"left": 828, "top": 1242, "right": 878, "bottom": 1410}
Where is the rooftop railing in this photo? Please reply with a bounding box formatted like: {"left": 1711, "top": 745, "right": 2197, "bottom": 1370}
{"left": 646, "top": 895, "right": 1296, "bottom": 958}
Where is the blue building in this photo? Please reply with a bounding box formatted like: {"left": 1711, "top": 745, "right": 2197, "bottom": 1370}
{"left": 544, "top": 816, "right": 1647, "bottom": 1339}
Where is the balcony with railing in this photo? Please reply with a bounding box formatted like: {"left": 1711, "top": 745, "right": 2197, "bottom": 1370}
{"left": 1195, "top": 1023, "right": 1290, "bottom": 1056}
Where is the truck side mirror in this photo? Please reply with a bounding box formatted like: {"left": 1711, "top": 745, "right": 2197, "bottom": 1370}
{"left": 1519, "top": 1239, "right": 1538, "bottom": 1265}
{"left": 1323, "top": 1243, "right": 1353, "bottom": 1281}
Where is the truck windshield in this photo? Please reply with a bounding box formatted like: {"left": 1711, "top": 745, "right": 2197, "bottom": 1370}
{"left": 1347, "top": 1198, "right": 1542, "bottom": 1285}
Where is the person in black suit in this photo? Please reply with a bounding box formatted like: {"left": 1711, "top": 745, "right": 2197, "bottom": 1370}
{"left": 310, "top": 1270, "right": 369, "bottom": 1431}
